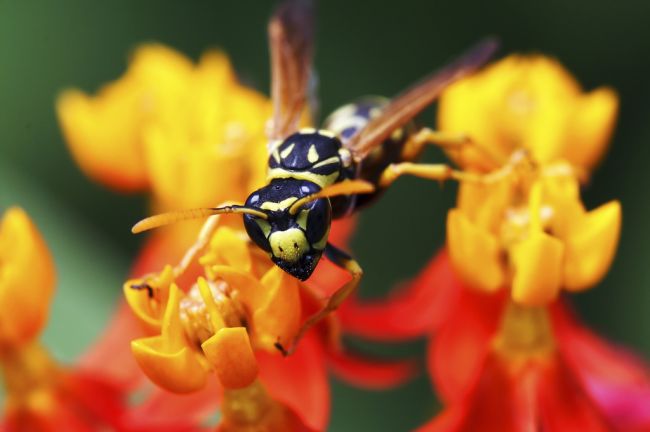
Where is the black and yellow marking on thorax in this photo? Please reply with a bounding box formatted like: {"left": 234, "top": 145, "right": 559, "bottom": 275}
{"left": 267, "top": 128, "right": 354, "bottom": 188}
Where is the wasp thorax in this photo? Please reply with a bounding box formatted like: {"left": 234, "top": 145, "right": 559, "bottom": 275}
{"left": 179, "top": 280, "right": 246, "bottom": 347}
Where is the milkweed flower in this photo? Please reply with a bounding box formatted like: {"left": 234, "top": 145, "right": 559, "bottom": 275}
{"left": 0, "top": 207, "right": 130, "bottom": 430}
{"left": 440, "top": 55, "right": 620, "bottom": 306}
{"left": 125, "top": 223, "right": 414, "bottom": 431}
{"left": 340, "top": 55, "right": 650, "bottom": 431}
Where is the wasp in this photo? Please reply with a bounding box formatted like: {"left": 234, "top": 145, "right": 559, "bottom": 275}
{"left": 132, "top": 0, "right": 498, "bottom": 353}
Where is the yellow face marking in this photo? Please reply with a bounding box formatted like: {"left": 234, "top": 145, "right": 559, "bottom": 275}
{"left": 260, "top": 197, "right": 298, "bottom": 212}
{"left": 296, "top": 209, "right": 309, "bottom": 230}
{"left": 280, "top": 143, "right": 295, "bottom": 159}
{"left": 307, "top": 145, "right": 320, "bottom": 163}
{"left": 312, "top": 224, "right": 330, "bottom": 250}
{"left": 269, "top": 228, "right": 309, "bottom": 263}
{"left": 255, "top": 219, "right": 272, "bottom": 238}
{"left": 267, "top": 168, "right": 339, "bottom": 188}
{"left": 299, "top": 127, "right": 316, "bottom": 134}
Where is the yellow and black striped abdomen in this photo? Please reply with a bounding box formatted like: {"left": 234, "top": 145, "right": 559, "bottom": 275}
{"left": 323, "top": 97, "right": 417, "bottom": 210}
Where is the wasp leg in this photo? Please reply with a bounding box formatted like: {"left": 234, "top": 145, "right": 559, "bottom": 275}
{"left": 287, "top": 243, "right": 362, "bottom": 355}
{"left": 402, "top": 128, "right": 506, "bottom": 166}
{"left": 379, "top": 162, "right": 483, "bottom": 188}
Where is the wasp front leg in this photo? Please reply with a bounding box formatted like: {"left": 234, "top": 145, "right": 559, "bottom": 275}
{"left": 286, "top": 243, "right": 363, "bottom": 355}
{"left": 379, "top": 162, "right": 482, "bottom": 187}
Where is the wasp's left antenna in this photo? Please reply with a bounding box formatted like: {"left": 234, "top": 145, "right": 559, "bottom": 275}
{"left": 132, "top": 205, "right": 268, "bottom": 234}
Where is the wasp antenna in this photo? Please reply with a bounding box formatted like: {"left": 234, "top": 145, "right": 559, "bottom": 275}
{"left": 289, "top": 180, "right": 375, "bottom": 215}
{"left": 131, "top": 205, "right": 267, "bottom": 234}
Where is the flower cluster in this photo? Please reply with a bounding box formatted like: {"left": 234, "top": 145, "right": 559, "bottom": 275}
{"left": 1, "top": 12, "right": 646, "bottom": 430}
{"left": 342, "top": 55, "right": 650, "bottom": 431}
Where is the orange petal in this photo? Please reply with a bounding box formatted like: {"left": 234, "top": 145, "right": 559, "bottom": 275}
{"left": 202, "top": 327, "right": 258, "bottom": 390}
{"left": 131, "top": 284, "right": 209, "bottom": 393}
{"left": 447, "top": 209, "right": 504, "bottom": 293}
{"left": 204, "top": 227, "right": 252, "bottom": 273}
{"left": 510, "top": 231, "right": 564, "bottom": 306}
{"left": 123, "top": 265, "right": 175, "bottom": 333}
{"left": 564, "top": 87, "right": 619, "bottom": 170}
{"left": 56, "top": 88, "right": 149, "bottom": 192}
{"left": 254, "top": 267, "right": 301, "bottom": 350}
{"left": 563, "top": 200, "right": 621, "bottom": 291}
{"left": 0, "top": 207, "right": 55, "bottom": 347}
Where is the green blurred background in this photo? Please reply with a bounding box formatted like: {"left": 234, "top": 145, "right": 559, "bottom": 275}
{"left": 1, "top": 0, "right": 649, "bottom": 430}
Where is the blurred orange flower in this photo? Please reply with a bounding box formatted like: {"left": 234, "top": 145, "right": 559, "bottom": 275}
{"left": 0, "top": 207, "right": 130, "bottom": 431}
{"left": 438, "top": 55, "right": 621, "bottom": 306}
{"left": 340, "top": 55, "right": 649, "bottom": 431}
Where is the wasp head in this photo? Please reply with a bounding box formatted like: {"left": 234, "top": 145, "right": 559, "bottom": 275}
{"left": 243, "top": 180, "right": 332, "bottom": 281}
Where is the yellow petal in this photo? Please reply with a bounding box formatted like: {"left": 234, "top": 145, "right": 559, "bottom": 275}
{"left": 563, "top": 200, "right": 621, "bottom": 291}
{"left": 210, "top": 265, "right": 266, "bottom": 311}
{"left": 0, "top": 208, "right": 55, "bottom": 347}
{"left": 510, "top": 231, "right": 564, "bottom": 306}
{"left": 206, "top": 227, "right": 252, "bottom": 273}
{"left": 56, "top": 87, "right": 149, "bottom": 192}
{"left": 123, "top": 265, "right": 174, "bottom": 334}
{"left": 202, "top": 327, "right": 258, "bottom": 389}
{"left": 447, "top": 209, "right": 505, "bottom": 293}
{"left": 253, "top": 267, "right": 301, "bottom": 350}
{"left": 131, "top": 283, "right": 209, "bottom": 393}
{"left": 564, "top": 87, "right": 619, "bottom": 170}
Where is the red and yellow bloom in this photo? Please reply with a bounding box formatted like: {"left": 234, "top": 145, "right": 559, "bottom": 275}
{"left": 341, "top": 55, "right": 650, "bottom": 432}
{"left": 0, "top": 207, "right": 131, "bottom": 431}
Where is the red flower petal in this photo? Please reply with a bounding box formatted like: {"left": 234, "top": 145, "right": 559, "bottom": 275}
{"left": 338, "top": 250, "right": 460, "bottom": 341}
{"left": 257, "top": 333, "right": 329, "bottom": 432}
{"left": 78, "top": 301, "right": 144, "bottom": 391}
{"left": 419, "top": 353, "right": 612, "bottom": 432}
{"left": 327, "top": 349, "right": 418, "bottom": 389}
{"left": 429, "top": 288, "right": 505, "bottom": 403}
{"left": 552, "top": 302, "right": 650, "bottom": 429}
{"left": 124, "top": 379, "right": 222, "bottom": 431}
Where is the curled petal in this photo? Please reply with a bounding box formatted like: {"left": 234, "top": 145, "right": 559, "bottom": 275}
{"left": 447, "top": 209, "right": 504, "bottom": 293}
{"left": 124, "top": 265, "right": 175, "bottom": 333}
{"left": 564, "top": 88, "right": 619, "bottom": 170}
{"left": 430, "top": 289, "right": 504, "bottom": 403}
{"left": 257, "top": 333, "right": 329, "bottom": 432}
{"left": 131, "top": 284, "right": 209, "bottom": 393}
{"left": 0, "top": 207, "right": 55, "bottom": 347}
{"left": 202, "top": 327, "right": 258, "bottom": 390}
{"left": 553, "top": 303, "right": 650, "bottom": 429}
{"left": 203, "top": 227, "right": 252, "bottom": 273}
{"left": 56, "top": 89, "right": 149, "bottom": 192}
{"left": 254, "top": 267, "right": 301, "bottom": 350}
{"left": 339, "top": 250, "right": 460, "bottom": 340}
{"left": 563, "top": 200, "right": 621, "bottom": 291}
{"left": 327, "top": 349, "right": 418, "bottom": 389}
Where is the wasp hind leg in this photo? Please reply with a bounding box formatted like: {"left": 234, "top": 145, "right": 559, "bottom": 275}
{"left": 285, "top": 243, "right": 363, "bottom": 355}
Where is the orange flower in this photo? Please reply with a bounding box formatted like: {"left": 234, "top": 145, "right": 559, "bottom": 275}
{"left": 123, "top": 224, "right": 415, "bottom": 430}
{"left": 0, "top": 207, "right": 131, "bottom": 431}
{"left": 434, "top": 55, "right": 622, "bottom": 306}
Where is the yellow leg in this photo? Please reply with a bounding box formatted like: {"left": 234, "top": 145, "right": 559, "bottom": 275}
{"left": 402, "top": 127, "right": 506, "bottom": 165}
{"left": 285, "top": 243, "right": 362, "bottom": 355}
{"left": 379, "top": 162, "right": 482, "bottom": 188}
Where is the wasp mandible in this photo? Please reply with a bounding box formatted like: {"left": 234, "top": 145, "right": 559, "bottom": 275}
{"left": 132, "top": 0, "right": 498, "bottom": 353}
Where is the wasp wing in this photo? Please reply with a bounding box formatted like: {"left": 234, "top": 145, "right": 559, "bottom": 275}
{"left": 268, "top": 0, "right": 315, "bottom": 141}
{"left": 345, "top": 38, "right": 498, "bottom": 161}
